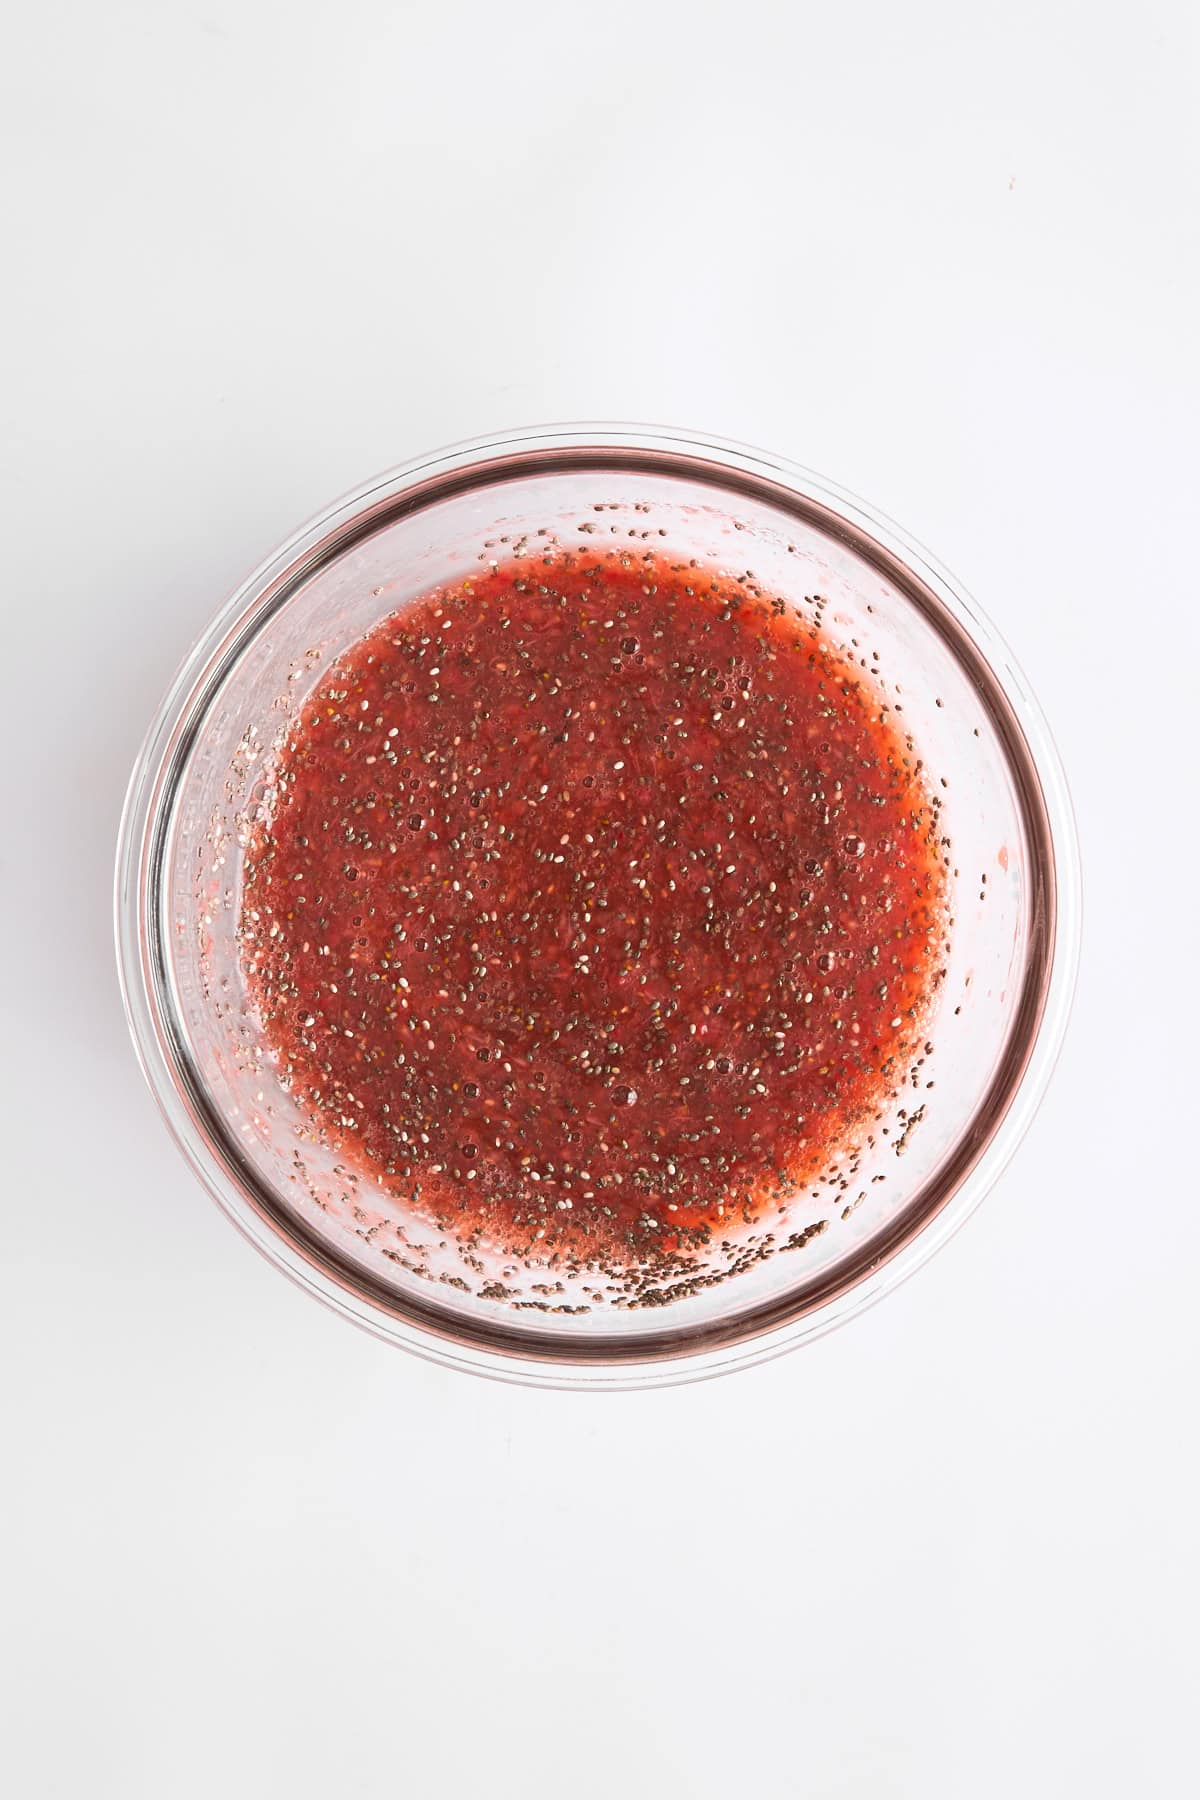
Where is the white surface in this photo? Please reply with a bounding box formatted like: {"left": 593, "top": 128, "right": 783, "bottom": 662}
{"left": 2, "top": 2, "right": 1197, "bottom": 1793}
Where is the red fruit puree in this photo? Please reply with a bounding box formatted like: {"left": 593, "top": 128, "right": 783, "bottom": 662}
{"left": 241, "top": 548, "right": 946, "bottom": 1263}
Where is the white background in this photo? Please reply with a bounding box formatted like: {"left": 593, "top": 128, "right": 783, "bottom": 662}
{"left": 2, "top": 3, "right": 1198, "bottom": 1794}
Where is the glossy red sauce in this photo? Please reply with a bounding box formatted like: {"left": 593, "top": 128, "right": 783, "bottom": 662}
{"left": 241, "top": 548, "right": 946, "bottom": 1263}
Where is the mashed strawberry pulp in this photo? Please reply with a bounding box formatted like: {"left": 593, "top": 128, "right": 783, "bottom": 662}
{"left": 241, "top": 548, "right": 946, "bottom": 1263}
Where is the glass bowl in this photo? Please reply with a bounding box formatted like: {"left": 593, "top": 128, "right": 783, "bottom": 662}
{"left": 115, "top": 425, "right": 1080, "bottom": 1388}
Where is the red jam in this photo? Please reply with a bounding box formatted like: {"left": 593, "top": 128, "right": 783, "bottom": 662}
{"left": 242, "top": 548, "right": 946, "bottom": 1262}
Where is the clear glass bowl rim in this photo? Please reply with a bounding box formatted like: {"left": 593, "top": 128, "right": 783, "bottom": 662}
{"left": 115, "top": 423, "right": 1082, "bottom": 1390}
